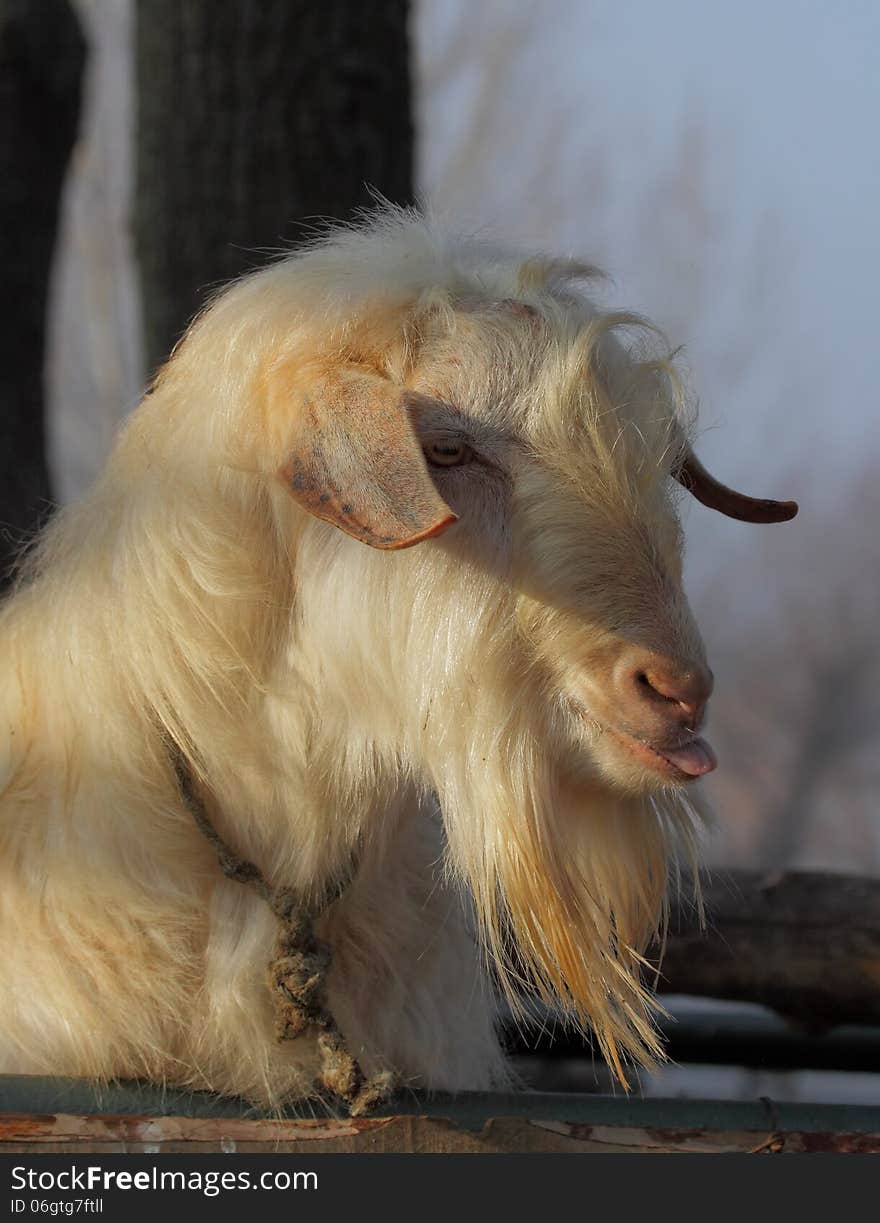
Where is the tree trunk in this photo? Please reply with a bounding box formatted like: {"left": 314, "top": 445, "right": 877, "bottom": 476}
{"left": 0, "top": 0, "right": 85, "bottom": 587}
{"left": 134, "top": 0, "right": 413, "bottom": 377}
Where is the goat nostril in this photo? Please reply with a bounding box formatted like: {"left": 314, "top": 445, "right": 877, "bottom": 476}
{"left": 636, "top": 670, "right": 679, "bottom": 705}
{"left": 630, "top": 664, "right": 710, "bottom": 719}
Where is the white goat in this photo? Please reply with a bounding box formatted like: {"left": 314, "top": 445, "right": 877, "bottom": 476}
{"left": 0, "top": 209, "right": 796, "bottom": 1109}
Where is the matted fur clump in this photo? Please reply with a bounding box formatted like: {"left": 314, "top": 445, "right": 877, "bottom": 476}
{"left": 0, "top": 207, "right": 794, "bottom": 1107}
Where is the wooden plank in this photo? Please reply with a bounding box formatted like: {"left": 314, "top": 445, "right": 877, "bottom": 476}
{"left": 1, "top": 1110, "right": 878, "bottom": 1154}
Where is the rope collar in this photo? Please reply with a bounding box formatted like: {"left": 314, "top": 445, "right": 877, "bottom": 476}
{"left": 170, "top": 742, "right": 394, "bottom": 1116}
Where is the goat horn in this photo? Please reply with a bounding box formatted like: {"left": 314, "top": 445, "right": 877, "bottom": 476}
{"left": 675, "top": 449, "right": 798, "bottom": 524}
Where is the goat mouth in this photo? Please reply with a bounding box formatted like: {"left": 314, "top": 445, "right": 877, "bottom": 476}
{"left": 607, "top": 726, "right": 717, "bottom": 781}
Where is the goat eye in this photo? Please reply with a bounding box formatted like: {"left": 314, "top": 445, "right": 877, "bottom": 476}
{"left": 424, "top": 439, "right": 473, "bottom": 467}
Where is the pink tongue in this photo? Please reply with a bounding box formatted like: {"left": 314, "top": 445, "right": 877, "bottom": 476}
{"left": 660, "top": 737, "right": 717, "bottom": 777}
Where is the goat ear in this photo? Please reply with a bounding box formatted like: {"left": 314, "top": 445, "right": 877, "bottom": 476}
{"left": 277, "top": 367, "right": 459, "bottom": 549}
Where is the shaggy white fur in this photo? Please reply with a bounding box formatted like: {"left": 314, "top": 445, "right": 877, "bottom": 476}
{"left": 0, "top": 207, "right": 721, "bottom": 1107}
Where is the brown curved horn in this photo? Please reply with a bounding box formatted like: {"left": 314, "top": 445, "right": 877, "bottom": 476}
{"left": 675, "top": 449, "right": 798, "bottom": 524}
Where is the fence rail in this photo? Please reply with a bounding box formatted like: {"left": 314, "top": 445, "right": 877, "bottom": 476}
{"left": 1, "top": 1078, "right": 879, "bottom": 1153}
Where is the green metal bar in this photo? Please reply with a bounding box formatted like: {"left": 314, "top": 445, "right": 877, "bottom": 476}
{"left": 1, "top": 1075, "right": 879, "bottom": 1135}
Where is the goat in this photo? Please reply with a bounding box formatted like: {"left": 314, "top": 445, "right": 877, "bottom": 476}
{"left": 0, "top": 208, "right": 796, "bottom": 1109}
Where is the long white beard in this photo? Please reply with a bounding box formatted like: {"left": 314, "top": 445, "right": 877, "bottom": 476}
{"left": 430, "top": 666, "right": 704, "bottom": 1081}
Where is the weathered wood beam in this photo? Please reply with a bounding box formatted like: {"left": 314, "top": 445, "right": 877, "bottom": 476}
{"left": 659, "top": 869, "right": 880, "bottom": 1031}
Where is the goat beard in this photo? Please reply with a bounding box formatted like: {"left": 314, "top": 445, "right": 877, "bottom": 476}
{"left": 431, "top": 675, "right": 703, "bottom": 1083}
